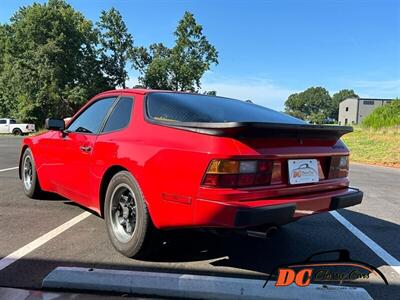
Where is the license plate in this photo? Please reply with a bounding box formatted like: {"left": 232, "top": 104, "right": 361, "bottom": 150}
{"left": 288, "top": 159, "right": 319, "bottom": 185}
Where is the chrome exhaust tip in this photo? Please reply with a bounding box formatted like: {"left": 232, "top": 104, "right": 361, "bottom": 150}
{"left": 246, "top": 226, "right": 278, "bottom": 239}
{"left": 246, "top": 229, "right": 267, "bottom": 239}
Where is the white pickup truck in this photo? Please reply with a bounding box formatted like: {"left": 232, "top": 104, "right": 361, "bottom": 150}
{"left": 0, "top": 118, "right": 35, "bottom": 135}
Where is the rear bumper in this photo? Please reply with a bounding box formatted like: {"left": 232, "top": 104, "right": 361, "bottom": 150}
{"left": 329, "top": 190, "right": 363, "bottom": 210}
{"left": 194, "top": 188, "right": 363, "bottom": 228}
{"left": 234, "top": 203, "right": 296, "bottom": 227}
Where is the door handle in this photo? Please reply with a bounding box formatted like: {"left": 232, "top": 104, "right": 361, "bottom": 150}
{"left": 80, "top": 146, "right": 92, "bottom": 153}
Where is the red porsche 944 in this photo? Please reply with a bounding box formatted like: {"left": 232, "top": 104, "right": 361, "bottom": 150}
{"left": 19, "top": 89, "right": 363, "bottom": 257}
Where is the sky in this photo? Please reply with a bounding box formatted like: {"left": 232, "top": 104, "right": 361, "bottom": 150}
{"left": 1, "top": 0, "right": 399, "bottom": 110}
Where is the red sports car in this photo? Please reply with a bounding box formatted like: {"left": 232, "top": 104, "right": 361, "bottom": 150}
{"left": 19, "top": 89, "right": 363, "bottom": 257}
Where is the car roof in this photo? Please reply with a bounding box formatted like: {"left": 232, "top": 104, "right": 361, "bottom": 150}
{"left": 96, "top": 88, "right": 180, "bottom": 97}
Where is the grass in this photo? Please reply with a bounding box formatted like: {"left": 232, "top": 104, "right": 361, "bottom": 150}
{"left": 362, "top": 99, "right": 400, "bottom": 129}
{"left": 342, "top": 127, "right": 400, "bottom": 168}
{"left": 343, "top": 99, "right": 400, "bottom": 167}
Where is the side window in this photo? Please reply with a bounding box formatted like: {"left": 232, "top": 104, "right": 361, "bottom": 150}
{"left": 10, "top": 119, "right": 16, "bottom": 124}
{"left": 0, "top": 120, "right": 6, "bottom": 124}
{"left": 67, "top": 97, "right": 116, "bottom": 134}
{"left": 102, "top": 97, "right": 133, "bottom": 133}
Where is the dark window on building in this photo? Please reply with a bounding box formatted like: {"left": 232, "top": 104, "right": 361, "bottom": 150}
{"left": 345, "top": 107, "right": 349, "bottom": 111}
{"left": 345, "top": 118, "right": 348, "bottom": 125}
{"left": 67, "top": 97, "right": 116, "bottom": 134}
{"left": 103, "top": 97, "right": 133, "bottom": 133}
{"left": 147, "top": 92, "right": 305, "bottom": 124}
{"left": 363, "top": 100, "right": 374, "bottom": 105}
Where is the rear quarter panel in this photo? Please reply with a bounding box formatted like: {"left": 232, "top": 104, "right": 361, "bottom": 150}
{"left": 91, "top": 93, "right": 241, "bottom": 228}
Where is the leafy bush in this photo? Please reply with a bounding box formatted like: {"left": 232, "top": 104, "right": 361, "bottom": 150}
{"left": 362, "top": 99, "right": 400, "bottom": 129}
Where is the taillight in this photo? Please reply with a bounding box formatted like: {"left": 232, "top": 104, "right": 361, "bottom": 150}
{"left": 202, "top": 159, "right": 274, "bottom": 188}
{"left": 328, "top": 156, "right": 349, "bottom": 179}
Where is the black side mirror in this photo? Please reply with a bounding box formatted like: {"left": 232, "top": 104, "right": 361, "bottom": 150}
{"left": 45, "top": 118, "right": 65, "bottom": 131}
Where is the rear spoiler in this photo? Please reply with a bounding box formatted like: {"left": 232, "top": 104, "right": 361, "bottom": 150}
{"left": 152, "top": 120, "right": 353, "bottom": 140}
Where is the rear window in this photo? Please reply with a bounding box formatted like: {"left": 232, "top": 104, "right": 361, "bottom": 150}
{"left": 146, "top": 93, "right": 304, "bottom": 124}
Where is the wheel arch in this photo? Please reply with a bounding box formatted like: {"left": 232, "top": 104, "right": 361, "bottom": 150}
{"left": 99, "top": 165, "right": 156, "bottom": 225}
{"left": 12, "top": 127, "right": 22, "bottom": 134}
{"left": 18, "top": 145, "right": 30, "bottom": 179}
{"left": 99, "top": 165, "right": 128, "bottom": 217}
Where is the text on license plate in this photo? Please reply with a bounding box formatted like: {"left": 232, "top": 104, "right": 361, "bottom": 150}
{"left": 288, "top": 159, "right": 319, "bottom": 185}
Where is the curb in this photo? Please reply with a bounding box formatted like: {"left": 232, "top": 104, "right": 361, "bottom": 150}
{"left": 42, "top": 267, "right": 372, "bottom": 300}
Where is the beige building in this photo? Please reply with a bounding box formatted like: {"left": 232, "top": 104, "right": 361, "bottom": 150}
{"left": 338, "top": 97, "right": 393, "bottom": 125}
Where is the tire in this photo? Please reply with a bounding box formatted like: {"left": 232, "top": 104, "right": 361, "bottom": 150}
{"left": 104, "top": 171, "right": 157, "bottom": 258}
{"left": 13, "top": 128, "right": 23, "bottom": 136}
{"left": 21, "top": 148, "right": 42, "bottom": 198}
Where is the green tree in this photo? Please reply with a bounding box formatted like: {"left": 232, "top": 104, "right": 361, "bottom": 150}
{"left": 132, "top": 43, "right": 172, "bottom": 90}
{"left": 330, "top": 89, "right": 358, "bottom": 120}
{"left": 0, "top": 24, "right": 11, "bottom": 116}
{"left": 0, "top": 24, "right": 7, "bottom": 73}
{"left": 133, "top": 11, "right": 218, "bottom": 91}
{"left": 0, "top": 0, "right": 111, "bottom": 125}
{"left": 97, "top": 8, "right": 133, "bottom": 88}
{"left": 284, "top": 87, "right": 332, "bottom": 123}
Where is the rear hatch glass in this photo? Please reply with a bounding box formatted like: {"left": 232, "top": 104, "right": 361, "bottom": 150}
{"left": 146, "top": 92, "right": 305, "bottom": 124}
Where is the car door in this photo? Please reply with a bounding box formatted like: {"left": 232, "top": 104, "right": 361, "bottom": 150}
{"left": 87, "top": 96, "right": 135, "bottom": 208}
{"left": 0, "top": 119, "right": 8, "bottom": 133}
{"left": 53, "top": 97, "right": 117, "bottom": 205}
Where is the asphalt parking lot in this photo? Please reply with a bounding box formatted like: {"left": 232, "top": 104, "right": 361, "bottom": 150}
{"left": 0, "top": 136, "right": 399, "bottom": 299}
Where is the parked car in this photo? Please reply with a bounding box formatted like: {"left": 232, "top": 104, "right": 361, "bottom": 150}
{"left": 19, "top": 89, "right": 363, "bottom": 257}
{"left": 0, "top": 118, "right": 35, "bottom": 135}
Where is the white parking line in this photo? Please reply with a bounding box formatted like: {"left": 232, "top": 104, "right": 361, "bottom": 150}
{"left": 0, "top": 212, "right": 91, "bottom": 271}
{"left": 0, "top": 166, "right": 18, "bottom": 172}
{"left": 330, "top": 210, "right": 400, "bottom": 276}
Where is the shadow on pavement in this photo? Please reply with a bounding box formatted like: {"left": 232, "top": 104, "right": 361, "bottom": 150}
{"left": 2, "top": 200, "right": 399, "bottom": 299}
